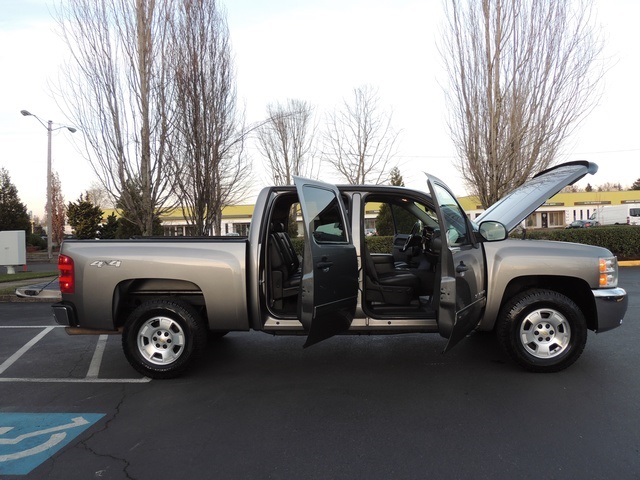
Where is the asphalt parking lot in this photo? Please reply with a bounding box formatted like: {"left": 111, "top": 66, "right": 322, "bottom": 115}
{"left": 0, "top": 268, "right": 639, "bottom": 479}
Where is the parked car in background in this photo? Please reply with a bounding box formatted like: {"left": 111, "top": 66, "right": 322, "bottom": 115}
{"left": 566, "top": 219, "right": 599, "bottom": 229}
{"left": 590, "top": 204, "right": 640, "bottom": 226}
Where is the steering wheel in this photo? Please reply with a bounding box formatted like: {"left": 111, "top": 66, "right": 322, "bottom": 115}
{"left": 401, "top": 221, "right": 423, "bottom": 252}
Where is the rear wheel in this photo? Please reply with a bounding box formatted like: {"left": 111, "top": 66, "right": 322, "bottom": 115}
{"left": 496, "top": 289, "right": 587, "bottom": 372}
{"left": 122, "top": 299, "right": 207, "bottom": 379}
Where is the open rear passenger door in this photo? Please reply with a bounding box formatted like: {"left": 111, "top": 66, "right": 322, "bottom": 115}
{"left": 294, "top": 176, "right": 358, "bottom": 347}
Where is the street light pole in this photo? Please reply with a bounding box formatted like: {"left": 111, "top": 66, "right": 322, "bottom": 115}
{"left": 46, "top": 120, "right": 53, "bottom": 260}
{"left": 20, "top": 110, "right": 76, "bottom": 261}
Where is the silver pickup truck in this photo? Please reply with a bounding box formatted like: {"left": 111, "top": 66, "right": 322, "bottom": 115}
{"left": 53, "top": 161, "right": 628, "bottom": 378}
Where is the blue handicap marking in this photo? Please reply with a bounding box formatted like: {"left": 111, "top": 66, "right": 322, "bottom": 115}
{"left": 0, "top": 413, "right": 105, "bottom": 475}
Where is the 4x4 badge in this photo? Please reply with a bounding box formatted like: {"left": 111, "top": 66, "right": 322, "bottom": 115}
{"left": 89, "top": 260, "right": 122, "bottom": 268}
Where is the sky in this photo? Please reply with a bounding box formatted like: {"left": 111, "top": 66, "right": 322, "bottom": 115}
{"left": 0, "top": 0, "right": 638, "bottom": 219}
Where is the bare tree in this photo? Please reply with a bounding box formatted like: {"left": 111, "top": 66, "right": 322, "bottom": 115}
{"left": 440, "top": 0, "right": 604, "bottom": 208}
{"left": 48, "top": 171, "right": 66, "bottom": 246}
{"left": 168, "top": 0, "right": 251, "bottom": 236}
{"left": 597, "top": 182, "right": 623, "bottom": 192}
{"left": 56, "top": 0, "right": 176, "bottom": 235}
{"left": 85, "top": 181, "right": 113, "bottom": 209}
{"left": 257, "top": 99, "right": 316, "bottom": 185}
{"left": 323, "top": 85, "right": 400, "bottom": 185}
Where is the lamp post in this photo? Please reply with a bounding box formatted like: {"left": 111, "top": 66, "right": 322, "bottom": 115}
{"left": 20, "top": 110, "right": 77, "bottom": 260}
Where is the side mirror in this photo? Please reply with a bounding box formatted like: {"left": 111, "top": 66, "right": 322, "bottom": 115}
{"left": 478, "top": 221, "right": 508, "bottom": 242}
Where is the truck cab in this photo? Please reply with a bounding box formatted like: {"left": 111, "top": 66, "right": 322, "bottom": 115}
{"left": 256, "top": 176, "right": 489, "bottom": 352}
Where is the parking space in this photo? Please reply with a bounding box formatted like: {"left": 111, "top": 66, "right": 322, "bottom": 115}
{"left": 0, "top": 304, "right": 148, "bottom": 384}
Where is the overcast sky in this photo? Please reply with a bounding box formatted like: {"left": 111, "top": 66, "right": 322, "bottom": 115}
{"left": 1, "top": 0, "right": 638, "bottom": 218}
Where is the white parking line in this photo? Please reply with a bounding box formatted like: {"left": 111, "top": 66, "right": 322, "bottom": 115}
{"left": 0, "top": 377, "right": 150, "bottom": 383}
{"left": 0, "top": 326, "right": 66, "bottom": 329}
{"left": 0, "top": 326, "right": 151, "bottom": 383}
{"left": 0, "top": 327, "right": 54, "bottom": 375}
{"left": 86, "top": 335, "right": 108, "bottom": 379}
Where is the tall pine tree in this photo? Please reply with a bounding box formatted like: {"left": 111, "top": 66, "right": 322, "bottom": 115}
{"left": 67, "top": 193, "right": 103, "bottom": 239}
{"left": 0, "top": 168, "right": 31, "bottom": 232}
{"left": 375, "top": 167, "right": 405, "bottom": 235}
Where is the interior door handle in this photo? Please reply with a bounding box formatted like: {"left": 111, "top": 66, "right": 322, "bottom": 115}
{"left": 456, "top": 261, "right": 469, "bottom": 273}
{"left": 317, "top": 260, "right": 333, "bottom": 269}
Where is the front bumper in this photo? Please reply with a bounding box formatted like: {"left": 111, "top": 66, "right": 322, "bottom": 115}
{"left": 592, "top": 287, "right": 627, "bottom": 333}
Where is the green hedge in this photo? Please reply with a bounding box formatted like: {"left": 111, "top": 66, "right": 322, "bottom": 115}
{"left": 293, "top": 227, "right": 640, "bottom": 260}
{"left": 520, "top": 226, "right": 640, "bottom": 260}
{"left": 291, "top": 236, "right": 393, "bottom": 256}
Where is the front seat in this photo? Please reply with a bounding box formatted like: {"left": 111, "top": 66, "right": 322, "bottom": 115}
{"left": 363, "top": 241, "right": 420, "bottom": 305}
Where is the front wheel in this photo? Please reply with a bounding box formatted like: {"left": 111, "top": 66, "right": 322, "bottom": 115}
{"left": 496, "top": 289, "right": 587, "bottom": 373}
{"left": 122, "top": 299, "right": 207, "bottom": 379}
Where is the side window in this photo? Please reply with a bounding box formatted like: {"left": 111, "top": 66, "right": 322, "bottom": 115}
{"left": 432, "top": 184, "right": 468, "bottom": 246}
{"left": 302, "top": 185, "right": 348, "bottom": 244}
{"left": 365, "top": 201, "right": 417, "bottom": 236}
{"left": 390, "top": 204, "right": 418, "bottom": 234}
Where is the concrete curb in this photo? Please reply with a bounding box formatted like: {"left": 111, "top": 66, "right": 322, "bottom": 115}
{"left": 619, "top": 261, "right": 640, "bottom": 267}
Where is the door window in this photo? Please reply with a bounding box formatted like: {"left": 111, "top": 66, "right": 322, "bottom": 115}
{"left": 302, "top": 185, "right": 348, "bottom": 244}
{"left": 432, "top": 184, "right": 468, "bottom": 246}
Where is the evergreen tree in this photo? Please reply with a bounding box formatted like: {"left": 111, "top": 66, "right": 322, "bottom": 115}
{"left": 631, "top": 178, "right": 640, "bottom": 191}
{"left": 375, "top": 167, "right": 405, "bottom": 235}
{"left": 0, "top": 167, "right": 31, "bottom": 232}
{"left": 115, "top": 184, "right": 163, "bottom": 238}
{"left": 67, "top": 193, "right": 103, "bottom": 239}
{"left": 585, "top": 183, "right": 593, "bottom": 192}
{"left": 388, "top": 166, "right": 405, "bottom": 186}
{"left": 98, "top": 212, "right": 119, "bottom": 239}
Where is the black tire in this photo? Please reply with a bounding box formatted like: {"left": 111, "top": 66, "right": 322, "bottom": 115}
{"left": 496, "top": 289, "right": 587, "bottom": 373}
{"left": 122, "top": 299, "right": 207, "bottom": 379}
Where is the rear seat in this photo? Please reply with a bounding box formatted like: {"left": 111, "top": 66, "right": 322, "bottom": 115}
{"left": 268, "top": 223, "right": 302, "bottom": 308}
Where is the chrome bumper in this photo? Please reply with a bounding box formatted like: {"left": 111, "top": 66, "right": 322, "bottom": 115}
{"left": 52, "top": 302, "right": 78, "bottom": 327}
{"left": 592, "top": 288, "right": 627, "bottom": 333}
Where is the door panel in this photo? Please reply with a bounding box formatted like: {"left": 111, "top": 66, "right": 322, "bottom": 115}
{"left": 426, "top": 176, "right": 486, "bottom": 352}
{"left": 294, "top": 177, "right": 358, "bottom": 347}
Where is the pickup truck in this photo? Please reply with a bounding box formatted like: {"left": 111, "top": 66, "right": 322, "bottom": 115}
{"left": 52, "top": 161, "right": 628, "bottom": 379}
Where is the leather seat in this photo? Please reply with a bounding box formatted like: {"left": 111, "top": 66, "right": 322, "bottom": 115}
{"left": 268, "top": 223, "right": 301, "bottom": 308}
{"left": 363, "top": 242, "right": 419, "bottom": 305}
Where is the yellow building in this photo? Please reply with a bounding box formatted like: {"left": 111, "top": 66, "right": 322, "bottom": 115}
{"left": 459, "top": 190, "right": 640, "bottom": 228}
{"left": 104, "top": 189, "right": 640, "bottom": 236}
{"left": 103, "top": 205, "right": 254, "bottom": 236}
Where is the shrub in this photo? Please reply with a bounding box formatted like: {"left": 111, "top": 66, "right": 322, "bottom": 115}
{"left": 291, "top": 235, "right": 394, "bottom": 257}
{"left": 27, "top": 233, "right": 46, "bottom": 249}
{"left": 523, "top": 226, "right": 640, "bottom": 260}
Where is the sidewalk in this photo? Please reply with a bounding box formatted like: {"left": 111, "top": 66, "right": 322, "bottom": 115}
{"left": 1, "top": 250, "right": 60, "bottom": 302}
{"left": 0, "top": 277, "right": 60, "bottom": 303}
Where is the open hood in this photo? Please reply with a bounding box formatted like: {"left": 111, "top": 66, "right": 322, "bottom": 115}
{"left": 475, "top": 161, "right": 598, "bottom": 231}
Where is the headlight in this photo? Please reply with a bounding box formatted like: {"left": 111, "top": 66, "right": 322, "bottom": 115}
{"left": 599, "top": 256, "right": 618, "bottom": 288}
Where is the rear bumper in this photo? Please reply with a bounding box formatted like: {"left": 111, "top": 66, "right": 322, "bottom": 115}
{"left": 52, "top": 302, "right": 78, "bottom": 327}
{"left": 592, "top": 288, "right": 627, "bottom": 333}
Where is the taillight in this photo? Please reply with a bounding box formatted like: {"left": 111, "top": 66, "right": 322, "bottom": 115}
{"left": 58, "top": 254, "right": 75, "bottom": 294}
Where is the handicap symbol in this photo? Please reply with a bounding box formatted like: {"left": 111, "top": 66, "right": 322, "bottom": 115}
{"left": 0, "top": 413, "right": 104, "bottom": 475}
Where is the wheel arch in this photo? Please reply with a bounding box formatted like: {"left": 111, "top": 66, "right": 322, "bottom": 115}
{"left": 113, "top": 278, "right": 206, "bottom": 329}
{"left": 488, "top": 275, "right": 597, "bottom": 332}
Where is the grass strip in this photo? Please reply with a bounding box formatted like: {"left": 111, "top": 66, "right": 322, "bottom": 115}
{"left": 0, "top": 271, "right": 58, "bottom": 283}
